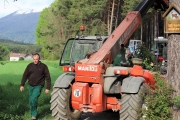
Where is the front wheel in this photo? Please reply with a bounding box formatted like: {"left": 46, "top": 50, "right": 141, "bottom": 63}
{"left": 119, "top": 83, "right": 149, "bottom": 120}
{"left": 50, "top": 87, "right": 81, "bottom": 120}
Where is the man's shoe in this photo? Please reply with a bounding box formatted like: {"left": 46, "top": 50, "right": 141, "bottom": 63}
{"left": 31, "top": 116, "right": 36, "bottom": 120}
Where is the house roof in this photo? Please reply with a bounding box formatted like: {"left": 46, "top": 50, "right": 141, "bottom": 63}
{"left": 10, "top": 53, "right": 26, "bottom": 57}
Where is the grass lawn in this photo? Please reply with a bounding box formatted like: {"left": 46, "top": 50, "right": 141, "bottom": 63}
{"left": 0, "top": 60, "right": 64, "bottom": 120}
{"left": 0, "top": 60, "right": 63, "bottom": 85}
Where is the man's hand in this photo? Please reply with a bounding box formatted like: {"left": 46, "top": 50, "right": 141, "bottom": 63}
{"left": 20, "top": 86, "right": 24, "bottom": 92}
{"left": 45, "top": 89, "right": 50, "bottom": 94}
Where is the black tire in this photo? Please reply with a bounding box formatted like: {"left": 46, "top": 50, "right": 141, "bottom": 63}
{"left": 119, "top": 84, "right": 149, "bottom": 120}
{"left": 50, "top": 87, "right": 81, "bottom": 120}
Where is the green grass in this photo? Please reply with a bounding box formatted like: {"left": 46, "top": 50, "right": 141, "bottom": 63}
{"left": 0, "top": 60, "right": 62, "bottom": 85}
{"left": 0, "top": 60, "right": 63, "bottom": 120}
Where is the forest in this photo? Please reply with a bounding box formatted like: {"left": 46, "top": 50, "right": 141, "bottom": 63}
{"left": 35, "top": 0, "right": 162, "bottom": 60}
{"left": 0, "top": 0, "right": 163, "bottom": 60}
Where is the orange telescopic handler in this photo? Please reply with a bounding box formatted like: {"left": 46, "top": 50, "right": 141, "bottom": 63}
{"left": 50, "top": 0, "right": 169, "bottom": 120}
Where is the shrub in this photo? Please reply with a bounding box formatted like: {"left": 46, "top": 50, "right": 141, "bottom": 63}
{"left": 0, "top": 61, "right": 5, "bottom": 65}
{"left": 174, "top": 96, "right": 180, "bottom": 107}
{"left": 140, "top": 73, "right": 173, "bottom": 120}
{"left": 136, "top": 44, "right": 156, "bottom": 70}
{"left": 19, "top": 57, "right": 24, "bottom": 61}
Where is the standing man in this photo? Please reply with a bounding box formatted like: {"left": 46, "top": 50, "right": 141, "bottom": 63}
{"left": 20, "top": 53, "right": 51, "bottom": 120}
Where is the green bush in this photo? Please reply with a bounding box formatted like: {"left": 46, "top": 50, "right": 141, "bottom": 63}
{"left": 0, "top": 61, "right": 5, "bottom": 65}
{"left": 174, "top": 96, "right": 180, "bottom": 107}
{"left": 143, "top": 58, "right": 155, "bottom": 71}
{"left": 19, "top": 57, "right": 24, "bottom": 61}
{"left": 136, "top": 44, "right": 156, "bottom": 70}
{"left": 140, "top": 73, "right": 173, "bottom": 120}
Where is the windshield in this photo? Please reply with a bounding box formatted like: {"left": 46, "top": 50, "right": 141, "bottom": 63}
{"left": 70, "top": 40, "right": 99, "bottom": 63}
{"left": 128, "top": 40, "right": 142, "bottom": 53}
{"left": 60, "top": 39, "right": 101, "bottom": 66}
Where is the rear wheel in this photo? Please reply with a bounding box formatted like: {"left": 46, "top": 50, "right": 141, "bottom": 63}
{"left": 50, "top": 87, "right": 81, "bottom": 120}
{"left": 119, "top": 84, "right": 149, "bottom": 120}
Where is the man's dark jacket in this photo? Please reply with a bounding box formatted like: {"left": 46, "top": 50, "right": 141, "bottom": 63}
{"left": 20, "top": 61, "right": 51, "bottom": 90}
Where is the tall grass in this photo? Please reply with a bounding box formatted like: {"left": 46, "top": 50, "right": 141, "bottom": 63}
{"left": 0, "top": 83, "right": 28, "bottom": 118}
{"left": 0, "top": 60, "right": 63, "bottom": 120}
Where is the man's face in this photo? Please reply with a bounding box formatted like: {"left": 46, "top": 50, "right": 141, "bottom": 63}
{"left": 33, "top": 55, "right": 40, "bottom": 64}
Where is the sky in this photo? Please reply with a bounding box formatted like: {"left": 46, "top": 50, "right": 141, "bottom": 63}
{"left": 0, "top": 0, "right": 54, "bottom": 18}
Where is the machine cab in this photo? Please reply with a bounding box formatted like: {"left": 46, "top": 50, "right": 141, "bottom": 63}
{"left": 151, "top": 37, "right": 168, "bottom": 62}
{"left": 59, "top": 35, "right": 108, "bottom": 66}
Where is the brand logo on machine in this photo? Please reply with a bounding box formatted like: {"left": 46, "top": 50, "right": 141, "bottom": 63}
{"left": 77, "top": 65, "right": 98, "bottom": 72}
{"left": 74, "top": 89, "right": 81, "bottom": 97}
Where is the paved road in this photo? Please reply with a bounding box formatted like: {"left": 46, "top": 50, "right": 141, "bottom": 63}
{"left": 79, "top": 110, "right": 119, "bottom": 120}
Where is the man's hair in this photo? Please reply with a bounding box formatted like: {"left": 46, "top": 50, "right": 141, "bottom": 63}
{"left": 33, "top": 53, "right": 40, "bottom": 59}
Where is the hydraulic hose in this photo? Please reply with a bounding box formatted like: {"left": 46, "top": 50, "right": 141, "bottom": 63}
{"left": 134, "top": 0, "right": 155, "bottom": 17}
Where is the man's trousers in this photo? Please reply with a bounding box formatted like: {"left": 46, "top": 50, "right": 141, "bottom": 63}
{"left": 29, "top": 85, "right": 43, "bottom": 117}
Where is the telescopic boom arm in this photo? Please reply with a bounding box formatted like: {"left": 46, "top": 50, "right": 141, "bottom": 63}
{"left": 84, "top": 0, "right": 168, "bottom": 65}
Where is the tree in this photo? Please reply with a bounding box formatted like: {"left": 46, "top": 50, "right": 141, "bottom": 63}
{"left": 35, "top": 0, "right": 158, "bottom": 61}
{"left": 122, "top": 0, "right": 141, "bottom": 17}
{"left": 36, "top": 0, "right": 109, "bottom": 60}
{"left": 167, "top": 1, "right": 180, "bottom": 119}
{"left": 0, "top": 44, "right": 10, "bottom": 61}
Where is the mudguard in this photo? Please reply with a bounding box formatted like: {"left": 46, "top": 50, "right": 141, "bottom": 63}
{"left": 104, "top": 66, "right": 128, "bottom": 94}
{"left": 53, "top": 72, "right": 75, "bottom": 88}
{"left": 122, "top": 76, "right": 144, "bottom": 93}
{"left": 104, "top": 77, "right": 120, "bottom": 94}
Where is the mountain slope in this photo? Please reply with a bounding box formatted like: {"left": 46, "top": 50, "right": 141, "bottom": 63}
{"left": 0, "top": 9, "right": 40, "bottom": 44}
